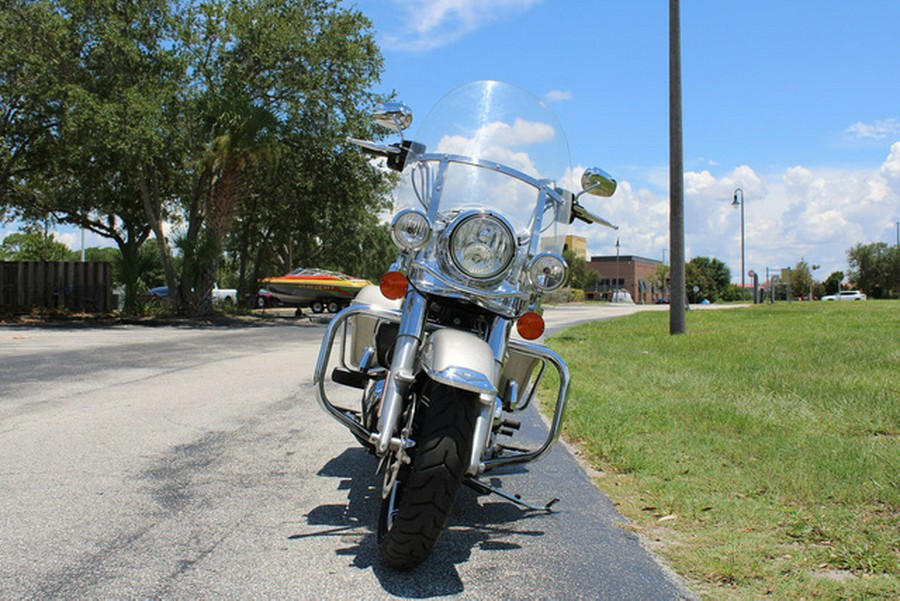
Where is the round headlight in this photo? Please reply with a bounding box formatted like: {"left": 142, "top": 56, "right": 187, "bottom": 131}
{"left": 449, "top": 213, "right": 515, "bottom": 280}
{"left": 528, "top": 253, "right": 567, "bottom": 291}
{"left": 391, "top": 209, "right": 431, "bottom": 251}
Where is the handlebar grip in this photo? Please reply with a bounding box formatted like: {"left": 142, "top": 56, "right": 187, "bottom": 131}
{"left": 571, "top": 202, "right": 619, "bottom": 230}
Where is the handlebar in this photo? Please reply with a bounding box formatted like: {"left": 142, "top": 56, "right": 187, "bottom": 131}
{"left": 347, "top": 138, "right": 424, "bottom": 172}
{"left": 347, "top": 137, "right": 400, "bottom": 157}
{"left": 571, "top": 201, "right": 618, "bottom": 230}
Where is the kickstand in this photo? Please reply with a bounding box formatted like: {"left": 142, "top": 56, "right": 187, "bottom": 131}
{"left": 464, "top": 477, "right": 559, "bottom": 512}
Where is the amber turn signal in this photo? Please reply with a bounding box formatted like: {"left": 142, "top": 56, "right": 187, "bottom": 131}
{"left": 380, "top": 271, "right": 409, "bottom": 300}
{"left": 516, "top": 311, "right": 545, "bottom": 340}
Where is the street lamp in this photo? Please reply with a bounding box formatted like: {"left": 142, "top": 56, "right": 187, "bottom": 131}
{"left": 615, "top": 237, "right": 621, "bottom": 303}
{"left": 732, "top": 188, "right": 746, "bottom": 302}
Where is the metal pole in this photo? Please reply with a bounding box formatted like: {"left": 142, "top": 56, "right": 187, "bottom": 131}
{"left": 733, "top": 188, "right": 745, "bottom": 302}
{"left": 669, "top": 0, "right": 686, "bottom": 334}
{"left": 615, "top": 237, "right": 620, "bottom": 302}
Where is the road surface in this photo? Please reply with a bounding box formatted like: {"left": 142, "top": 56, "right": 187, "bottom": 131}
{"left": 0, "top": 304, "right": 692, "bottom": 599}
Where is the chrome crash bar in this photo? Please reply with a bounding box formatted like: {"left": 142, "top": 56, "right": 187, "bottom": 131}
{"left": 314, "top": 303, "right": 571, "bottom": 471}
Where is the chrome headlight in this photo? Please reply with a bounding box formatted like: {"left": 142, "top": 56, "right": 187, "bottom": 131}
{"left": 528, "top": 252, "right": 568, "bottom": 291}
{"left": 391, "top": 208, "right": 431, "bottom": 251}
{"left": 447, "top": 212, "right": 515, "bottom": 280}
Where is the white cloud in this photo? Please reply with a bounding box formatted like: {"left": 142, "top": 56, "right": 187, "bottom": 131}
{"left": 878, "top": 141, "right": 900, "bottom": 179}
{"left": 436, "top": 118, "right": 557, "bottom": 178}
{"left": 545, "top": 90, "right": 572, "bottom": 102}
{"left": 381, "top": 0, "right": 544, "bottom": 51}
{"left": 845, "top": 118, "right": 900, "bottom": 140}
{"left": 572, "top": 146, "right": 900, "bottom": 281}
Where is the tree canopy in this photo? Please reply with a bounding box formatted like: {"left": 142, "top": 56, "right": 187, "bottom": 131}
{"left": 847, "top": 242, "right": 900, "bottom": 299}
{"left": 1, "top": 0, "right": 393, "bottom": 314}
{"left": 685, "top": 256, "right": 731, "bottom": 303}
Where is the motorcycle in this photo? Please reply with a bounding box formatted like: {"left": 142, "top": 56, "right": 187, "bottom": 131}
{"left": 314, "top": 80, "right": 617, "bottom": 569}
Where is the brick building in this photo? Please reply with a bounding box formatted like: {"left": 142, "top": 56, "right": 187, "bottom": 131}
{"left": 586, "top": 254, "right": 665, "bottom": 304}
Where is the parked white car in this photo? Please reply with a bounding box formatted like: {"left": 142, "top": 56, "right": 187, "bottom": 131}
{"left": 821, "top": 290, "right": 867, "bottom": 301}
{"left": 212, "top": 284, "right": 238, "bottom": 304}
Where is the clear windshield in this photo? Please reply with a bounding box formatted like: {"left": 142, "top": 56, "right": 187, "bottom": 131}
{"left": 396, "top": 81, "right": 572, "bottom": 253}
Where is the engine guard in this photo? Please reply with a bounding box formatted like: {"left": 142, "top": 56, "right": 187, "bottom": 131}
{"left": 314, "top": 303, "right": 572, "bottom": 472}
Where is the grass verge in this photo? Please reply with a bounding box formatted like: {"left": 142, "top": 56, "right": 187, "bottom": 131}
{"left": 544, "top": 301, "right": 899, "bottom": 598}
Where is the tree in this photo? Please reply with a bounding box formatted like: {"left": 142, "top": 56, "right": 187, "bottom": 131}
{"left": 685, "top": 256, "right": 730, "bottom": 302}
{"left": 0, "top": 230, "right": 76, "bottom": 261}
{"left": 2, "top": 0, "right": 391, "bottom": 316}
{"left": 790, "top": 260, "right": 813, "bottom": 300}
{"left": 823, "top": 271, "right": 844, "bottom": 296}
{"left": 168, "top": 0, "right": 390, "bottom": 314}
{"left": 2, "top": 0, "right": 187, "bottom": 314}
{"left": 563, "top": 249, "right": 599, "bottom": 291}
{"left": 0, "top": 2, "right": 67, "bottom": 208}
{"left": 847, "top": 242, "right": 900, "bottom": 299}
{"left": 649, "top": 263, "right": 670, "bottom": 300}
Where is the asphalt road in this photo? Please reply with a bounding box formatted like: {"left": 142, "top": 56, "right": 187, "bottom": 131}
{"left": 0, "top": 305, "right": 692, "bottom": 599}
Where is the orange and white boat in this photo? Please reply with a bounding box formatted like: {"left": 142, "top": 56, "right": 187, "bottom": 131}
{"left": 260, "top": 267, "right": 371, "bottom": 312}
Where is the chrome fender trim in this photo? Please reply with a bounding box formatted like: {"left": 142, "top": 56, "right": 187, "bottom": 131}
{"left": 420, "top": 329, "right": 498, "bottom": 399}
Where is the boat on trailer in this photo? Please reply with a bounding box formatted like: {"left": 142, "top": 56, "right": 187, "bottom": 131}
{"left": 260, "top": 267, "right": 371, "bottom": 313}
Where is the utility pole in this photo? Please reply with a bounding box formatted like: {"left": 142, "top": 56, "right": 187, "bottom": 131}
{"left": 615, "top": 237, "right": 620, "bottom": 302}
{"left": 732, "top": 188, "right": 746, "bottom": 302}
{"left": 669, "top": 0, "right": 686, "bottom": 334}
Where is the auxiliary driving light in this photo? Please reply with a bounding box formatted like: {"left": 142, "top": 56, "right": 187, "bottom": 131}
{"left": 528, "top": 253, "right": 567, "bottom": 292}
{"left": 390, "top": 209, "right": 431, "bottom": 251}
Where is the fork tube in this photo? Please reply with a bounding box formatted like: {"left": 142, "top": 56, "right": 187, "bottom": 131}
{"left": 376, "top": 290, "right": 427, "bottom": 454}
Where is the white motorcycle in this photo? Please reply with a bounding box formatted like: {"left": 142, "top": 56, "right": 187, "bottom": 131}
{"left": 314, "top": 80, "right": 617, "bottom": 569}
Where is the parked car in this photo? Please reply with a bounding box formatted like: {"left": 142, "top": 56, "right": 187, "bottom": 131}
{"left": 608, "top": 289, "right": 634, "bottom": 303}
{"left": 142, "top": 285, "right": 237, "bottom": 304}
{"left": 821, "top": 290, "right": 867, "bottom": 301}
{"left": 142, "top": 286, "right": 171, "bottom": 301}
{"left": 212, "top": 284, "right": 238, "bottom": 305}
{"left": 255, "top": 288, "right": 284, "bottom": 308}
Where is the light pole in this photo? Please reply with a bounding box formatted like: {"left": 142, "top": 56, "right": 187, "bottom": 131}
{"left": 732, "top": 188, "right": 746, "bottom": 302}
{"left": 615, "top": 237, "right": 621, "bottom": 303}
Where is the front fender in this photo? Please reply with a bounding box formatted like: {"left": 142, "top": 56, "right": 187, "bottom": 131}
{"left": 420, "top": 329, "right": 498, "bottom": 400}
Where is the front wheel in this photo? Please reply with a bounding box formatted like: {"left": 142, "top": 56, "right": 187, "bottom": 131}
{"left": 378, "top": 384, "right": 479, "bottom": 569}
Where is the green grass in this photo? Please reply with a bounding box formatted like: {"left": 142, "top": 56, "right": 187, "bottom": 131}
{"left": 544, "top": 301, "right": 900, "bottom": 599}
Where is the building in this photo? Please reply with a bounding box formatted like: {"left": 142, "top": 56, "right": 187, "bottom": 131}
{"left": 541, "top": 234, "right": 588, "bottom": 260}
{"left": 563, "top": 235, "right": 587, "bottom": 261}
{"left": 586, "top": 254, "right": 665, "bottom": 304}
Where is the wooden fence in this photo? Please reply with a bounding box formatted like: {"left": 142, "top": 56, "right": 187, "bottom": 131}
{"left": 0, "top": 261, "right": 115, "bottom": 314}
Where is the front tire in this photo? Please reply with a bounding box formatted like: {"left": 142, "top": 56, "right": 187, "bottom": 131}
{"left": 378, "top": 384, "right": 479, "bottom": 569}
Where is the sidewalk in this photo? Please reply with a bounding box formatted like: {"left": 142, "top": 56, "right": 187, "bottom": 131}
{"left": 540, "top": 301, "right": 750, "bottom": 338}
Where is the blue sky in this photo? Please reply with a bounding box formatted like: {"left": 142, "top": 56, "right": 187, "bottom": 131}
{"left": 356, "top": 0, "right": 900, "bottom": 282}
{"left": 10, "top": 0, "right": 899, "bottom": 284}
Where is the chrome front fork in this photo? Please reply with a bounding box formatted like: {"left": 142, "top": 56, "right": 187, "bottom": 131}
{"left": 375, "top": 290, "right": 428, "bottom": 455}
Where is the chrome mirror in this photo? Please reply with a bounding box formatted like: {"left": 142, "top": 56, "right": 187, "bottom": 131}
{"left": 580, "top": 167, "right": 617, "bottom": 198}
{"left": 373, "top": 102, "right": 413, "bottom": 133}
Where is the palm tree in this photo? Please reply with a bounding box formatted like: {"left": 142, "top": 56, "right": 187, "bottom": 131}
{"left": 184, "top": 94, "right": 276, "bottom": 316}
